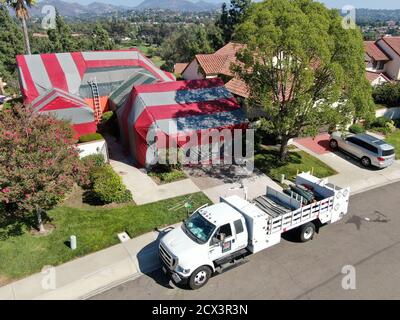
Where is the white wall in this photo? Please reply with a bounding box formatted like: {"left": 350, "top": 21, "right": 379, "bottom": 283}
{"left": 76, "top": 139, "right": 109, "bottom": 161}
{"left": 377, "top": 40, "right": 400, "bottom": 80}
{"left": 182, "top": 59, "right": 204, "bottom": 80}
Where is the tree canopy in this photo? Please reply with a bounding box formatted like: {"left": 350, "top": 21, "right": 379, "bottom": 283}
{"left": 217, "top": 0, "right": 251, "bottom": 43}
{"left": 0, "top": 6, "right": 23, "bottom": 83}
{"left": 159, "top": 24, "right": 222, "bottom": 72}
{"left": 234, "top": 0, "right": 374, "bottom": 159}
{"left": 0, "top": 105, "right": 86, "bottom": 232}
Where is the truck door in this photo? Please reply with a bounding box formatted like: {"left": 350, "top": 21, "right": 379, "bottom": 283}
{"left": 208, "top": 223, "right": 235, "bottom": 261}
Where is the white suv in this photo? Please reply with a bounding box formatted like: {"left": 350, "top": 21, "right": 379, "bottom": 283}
{"left": 329, "top": 132, "right": 395, "bottom": 168}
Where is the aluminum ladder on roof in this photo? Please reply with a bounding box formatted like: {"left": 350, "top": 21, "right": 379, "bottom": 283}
{"left": 88, "top": 78, "right": 102, "bottom": 123}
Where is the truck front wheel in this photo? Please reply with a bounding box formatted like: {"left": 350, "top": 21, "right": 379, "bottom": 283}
{"left": 299, "top": 222, "right": 315, "bottom": 242}
{"left": 189, "top": 266, "right": 212, "bottom": 290}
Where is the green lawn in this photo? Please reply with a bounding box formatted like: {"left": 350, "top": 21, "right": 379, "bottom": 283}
{"left": 386, "top": 130, "right": 400, "bottom": 159}
{"left": 0, "top": 192, "right": 210, "bottom": 281}
{"left": 255, "top": 146, "right": 337, "bottom": 182}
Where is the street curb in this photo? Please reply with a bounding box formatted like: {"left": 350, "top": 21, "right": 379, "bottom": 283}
{"left": 350, "top": 177, "right": 400, "bottom": 196}
{"left": 79, "top": 264, "right": 161, "bottom": 300}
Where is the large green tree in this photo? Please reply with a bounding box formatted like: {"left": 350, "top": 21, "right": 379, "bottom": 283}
{"left": 0, "top": 5, "right": 24, "bottom": 83}
{"left": 160, "top": 24, "right": 219, "bottom": 71}
{"left": 234, "top": 0, "right": 374, "bottom": 160}
{"left": 91, "top": 23, "right": 114, "bottom": 51}
{"left": 2, "top": 0, "right": 34, "bottom": 55}
{"left": 47, "top": 11, "right": 77, "bottom": 52}
{"left": 217, "top": 0, "right": 251, "bottom": 43}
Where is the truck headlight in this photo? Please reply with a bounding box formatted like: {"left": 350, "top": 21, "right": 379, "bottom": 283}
{"left": 176, "top": 265, "right": 191, "bottom": 274}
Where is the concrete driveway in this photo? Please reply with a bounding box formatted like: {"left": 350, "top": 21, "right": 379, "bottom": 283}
{"left": 184, "top": 165, "right": 282, "bottom": 203}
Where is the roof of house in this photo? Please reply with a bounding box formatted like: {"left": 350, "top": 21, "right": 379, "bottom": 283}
{"left": 215, "top": 42, "right": 245, "bottom": 56}
{"left": 16, "top": 49, "right": 175, "bottom": 105}
{"left": 365, "top": 71, "right": 392, "bottom": 83}
{"left": 195, "top": 54, "right": 231, "bottom": 76}
{"left": 225, "top": 77, "right": 249, "bottom": 98}
{"left": 364, "top": 41, "right": 390, "bottom": 61}
{"left": 173, "top": 63, "right": 189, "bottom": 75}
{"left": 117, "top": 77, "right": 247, "bottom": 167}
{"left": 380, "top": 36, "right": 400, "bottom": 58}
{"left": 191, "top": 42, "right": 245, "bottom": 77}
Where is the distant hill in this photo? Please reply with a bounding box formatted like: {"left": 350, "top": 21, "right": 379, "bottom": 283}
{"left": 27, "top": 0, "right": 131, "bottom": 17}
{"left": 135, "top": 0, "right": 221, "bottom": 12}
{"left": 22, "top": 0, "right": 220, "bottom": 17}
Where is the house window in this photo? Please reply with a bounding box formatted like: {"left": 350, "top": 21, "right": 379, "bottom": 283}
{"left": 372, "top": 60, "right": 378, "bottom": 70}
{"left": 377, "top": 61, "right": 384, "bottom": 70}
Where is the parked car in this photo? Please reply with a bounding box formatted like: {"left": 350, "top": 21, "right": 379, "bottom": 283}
{"left": 329, "top": 132, "right": 395, "bottom": 168}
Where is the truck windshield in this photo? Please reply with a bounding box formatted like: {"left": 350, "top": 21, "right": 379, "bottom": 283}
{"left": 183, "top": 212, "right": 215, "bottom": 244}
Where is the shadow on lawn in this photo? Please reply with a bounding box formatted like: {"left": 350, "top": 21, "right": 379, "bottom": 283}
{"left": 0, "top": 214, "right": 39, "bottom": 240}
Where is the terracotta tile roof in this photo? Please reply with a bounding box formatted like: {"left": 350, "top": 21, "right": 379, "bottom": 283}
{"left": 225, "top": 77, "right": 249, "bottom": 98}
{"left": 215, "top": 42, "right": 245, "bottom": 56}
{"left": 365, "top": 71, "right": 392, "bottom": 83}
{"left": 364, "top": 41, "right": 390, "bottom": 61}
{"left": 173, "top": 63, "right": 188, "bottom": 75}
{"left": 380, "top": 36, "right": 400, "bottom": 58}
{"left": 195, "top": 54, "right": 230, "bottom": 75}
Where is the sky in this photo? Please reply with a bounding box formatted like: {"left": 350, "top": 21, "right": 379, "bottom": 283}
{"left": 55, "top": 0, "right": 400, "bottom": 9}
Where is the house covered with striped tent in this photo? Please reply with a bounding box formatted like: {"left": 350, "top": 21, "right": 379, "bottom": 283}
{"left": 117, "top": 78, "right": 248, "bottom": 167}
{"left": 16, "top": 49, "right": 174, "bottom": 136}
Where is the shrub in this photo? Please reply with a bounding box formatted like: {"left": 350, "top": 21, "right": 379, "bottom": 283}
{"left": 81, "top": 154, "right": 105, "bottom": 168}
{"left": 89, "top": 164, "right": 132, "bottom": 204}
{"left": 349, "top": 124, "right": 365, "bottom": 134}
{"left": 372, "top": 82, "right": 400, "bottom": 108}
{"left": 78, "top": 133, "right": 104, "bottom": 143}
{"left": 100, "top": 111, "right": 113, "bottom": 124}
{"left": 370, "top": 116, "right": 389, "bottom": 128}
{"left": 368, "top": 117, "right": 395, "bottom": 135}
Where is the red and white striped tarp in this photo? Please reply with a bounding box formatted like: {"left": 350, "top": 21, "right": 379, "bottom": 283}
{"left": 31, "top": 88, "right": 97, "bottom": 137}
{"left": 117, "top": 78, "right": 248, "bottom": 167}
{"left": 16, "top": 49, "right": 174, "bottom": 137}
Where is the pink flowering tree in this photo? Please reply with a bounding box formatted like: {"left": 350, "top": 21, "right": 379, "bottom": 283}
{"left": 0, "top": 104, "right": 86, "bottom": 233}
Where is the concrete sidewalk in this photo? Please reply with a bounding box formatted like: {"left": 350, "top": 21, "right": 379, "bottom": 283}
{"left": 293, "top": 141, "right": 400, "bottom": 194}
{"left": 0, "top": 227, "right": 170, "bottom": 300}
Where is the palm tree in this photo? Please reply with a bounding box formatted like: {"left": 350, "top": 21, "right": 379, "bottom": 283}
{"left": 3, "top": 0, "right": 34, "bottom": 54}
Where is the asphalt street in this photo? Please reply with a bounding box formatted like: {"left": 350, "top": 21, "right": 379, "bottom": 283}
{"left": 92, "top": 181, "right": 400, "bottom": 299}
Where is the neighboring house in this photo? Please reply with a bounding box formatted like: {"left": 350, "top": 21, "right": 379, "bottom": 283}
{"left": 182, "top": 42, "right": 250, "bottom": 99}
{"left": 375, "top": 36, "right": 400, "bottom": 81}
{"left": 173, "top": 63, "right": 188, "bottom": 77}
{"left": 365, "top": 71, "right": 391, "bottom": 87}
{"left": 364, "top": 36, "right": 400, "bottom": 85}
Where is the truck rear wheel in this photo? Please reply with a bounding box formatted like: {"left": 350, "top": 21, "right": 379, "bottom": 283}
{"left": 189, "top": 266, "right": 212, "bottom": 290}
{"left": 299, "top": 222, "right": 315, "bottom": 242}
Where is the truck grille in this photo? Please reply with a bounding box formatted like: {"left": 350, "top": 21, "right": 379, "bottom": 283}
{"left": 159, "top": 243, "right": 175, "bottom": 269}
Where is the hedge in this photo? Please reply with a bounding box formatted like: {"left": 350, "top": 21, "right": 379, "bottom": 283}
{"left": 348, "top": 124, "right": 365, "bottom": 134}
{"left": 89, "top": 164, "right": 132, "bottom": 204}
{"left": 81, "top": 154, "right": 105, "bottom": 168}
{"left": 78, "top": 133, "right": 104, "bottom": 143}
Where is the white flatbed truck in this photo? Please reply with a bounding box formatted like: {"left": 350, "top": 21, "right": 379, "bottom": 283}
{"left": 159, "top": 172, "right": 350, "bottom": 289}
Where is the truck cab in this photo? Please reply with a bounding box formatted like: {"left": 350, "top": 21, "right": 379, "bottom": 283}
{"left": 159, "top": 202, "right": 248, "bottom": 289}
